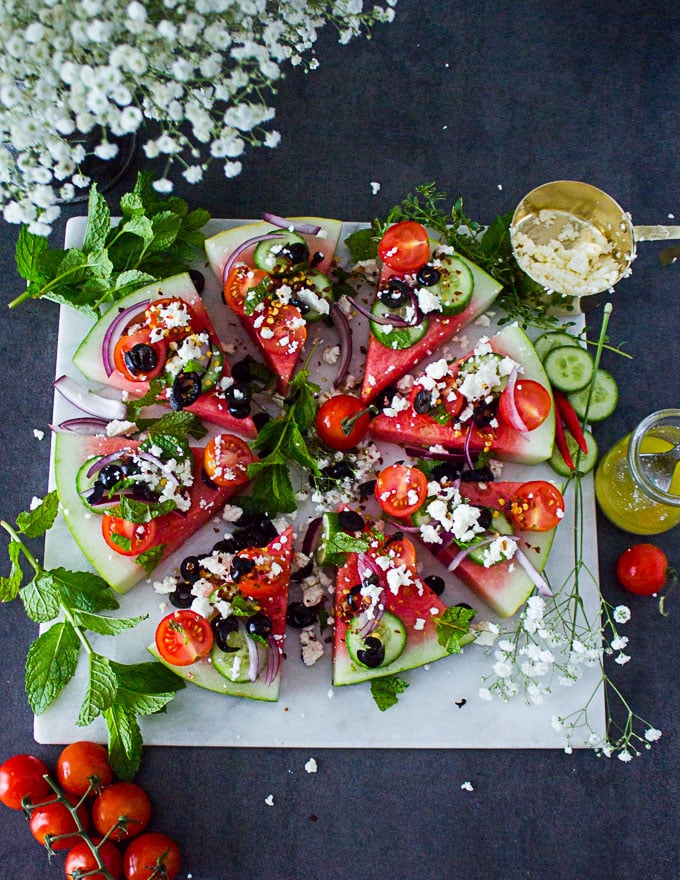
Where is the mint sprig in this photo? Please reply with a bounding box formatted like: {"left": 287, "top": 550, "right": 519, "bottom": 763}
{"left": 370, "top": 676, "right": 409, "bottom": 711}
{"left": 1, "top": 493, "right": 184, "bottom": 779}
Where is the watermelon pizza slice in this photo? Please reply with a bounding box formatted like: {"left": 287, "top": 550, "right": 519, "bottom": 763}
{"left": 359, "top": 221, "right": 503, "bottom": 402}
{"left": 72, "top": 272, "right": 258, "bottom": 438}
{"left": 53, "top": 429, "right": 254, "bottom": 593}
{"left": 369, "top": 323, "right": 556, "bottom": 465}
{"left": 148, "top": 525, "right": 294, "bottom": 702}
{"left": 205, "top": 216, "right": 343, "bottom": 394}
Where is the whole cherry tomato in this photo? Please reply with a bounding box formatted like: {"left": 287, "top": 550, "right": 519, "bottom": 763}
{"left": 92, "top": 782, "right": 151, "bottom": 842}
{"left": 316, "top": 395, "right": 371, "bottom": 451}
{"left": 29, "top": 791, "right": 89, "bottom": 850}
{"left": 616, "top": 544, "right": 669, "bottom": 595}
{"left": 123, "top": 831, "right": 182, "bottom": 880}
{"left": 57, "top": 742, "right": 113, "bottom": 798}
{"left": 0, "top": 753, "right": 51, "bottom": 810}
{"left": 65, "top": 837, "right": 123, "bottom": 880}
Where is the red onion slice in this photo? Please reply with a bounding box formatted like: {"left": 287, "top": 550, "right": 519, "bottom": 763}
{"left": 54, "top": 375, "right": 127, "bottom": 421}
{"left": 261, "top": 212, "right": 321, "bottom": 235}
{"left": 53, "top": 417, "right": 110, "bottom": 434}
{"left": 238, "top": 621, "right": 260, "bottom": 682}
{"left": 101, "top": 298, "right": 151, "bottom": 377}
{"left": 221, "top": 233, "right": 286, "bottom": 284}
{"left": 262, "top": 635, "right": 282, "bottom": 686}
{"left": 446, "top": 537, "right": 496, "bottom": 571}
{"left": 346, "top": 296, "right": 417, "bottom": 327}
{"left": 330, "top": 304, "right": 352, "bottom": 388}
{"left": 514, "top": 547, "right": 554, "bottom": 597}
{"left": 302, "top": 516, "right": 322, "bottom": 557}
{"left": 501, "top": 367, "right": 529, "bottom": 433}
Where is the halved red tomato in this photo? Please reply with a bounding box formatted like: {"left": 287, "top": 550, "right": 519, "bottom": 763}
{"left": 504, "top": 481, "right": 565, "bottom": 531}
{"left": 378, "top": 535, "right": 418, "bottom": 571}
{"left": 223, "top": 266, "right": 270, "bottom": 316}
{"left": 256, "top": 302, "right": 307, "bottom": 357}
{"left": 203, "top": 434, "right": 254, "bottom": 488}
{"left": 378, "top": 221, "right": 431, "bottom": 272}
{"left": 101, "top": 515, "right": 157, "bottom": 556}
{"left": 143, "top": 296, "right": 195, "bottom": 340}
{"left": 113, "top": 329, "right": 167, "bottom": 382}
{"left": 498, "top": 378, "right": 552, "bottom": 432}
{"left": 155, "top": 609, "right": 213, "bottom": 666}
{"left": 375, "top": 464, "right": 428, "bottom": 519}
{"left": 234, "top": 547, "right": 288, "bottom": 599}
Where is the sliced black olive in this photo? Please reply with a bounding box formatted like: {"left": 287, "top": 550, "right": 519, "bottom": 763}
{"left": 472, "top": 399, "right": 499, "bottom": 427}
{"left": 230, "top": 554, "right": 257, "bottom": 582}
{"left": 321, "top": 460, "right": 354, "bottom": 481}
{"left": 358, "top": 479, "right": 377, "bottom": 497}
{"left": 454, "top": 602, "right": 473, "bottom": 611}
{"left": 290, "top": 559, "right": 314, "bottom": 582}
{"left": 413, "top": 388, "right": 432, "bottom": 414}
{"left": 375, "top": 384, "right": 399, "bottom": 412}
{"left": 337, "top": 510, "right": 365, "bottom": 532}
{"left": 225, "top": 383, "right": 252, "bottom": 419}
{"left": 211, "top": 616, "right": 240, "bottom": 652}
{"left": 124, "top": 343, "right": 158, "bottom": 376}
{"left": 286, "top": 602, "right": 318, "bottom": 629}
{"left": 416, "top": 264, "right": 441, "bottom": 287}
{"left": 377, "top": 278, "right": 410, "bottom": 309}
{"left": 361, "top": 571, "right": 380, "bottom": 588}
{"left": 384, "top": 530, "right": 404, "bottom": 547}
{"left": 231, "top": 357, "right": 253, "bottom": 384}
{"left": 253, "top": 411, "right": 271, "bottom": 431}
{"left": 347, "top": 584, "right": 363, "bottom": 612}
{"left": 281, "top": 241, "right": 309, "bottom": 266}
{"left": 87, "top": 482, "right": 106, "bottom": 505}
{"left": 310, "top": 250, "right": 324, "bottom": 267}
{"left": 179, "top": 555, "right": 203, "bottom": 583}
{"left": 247, "top": 612, "right": 274, "bottom": 638}
{"left": 169, "top": 371, "right": 202, "bottom": 410}
{"left": 189, "top": 269, "right": 205, "bottom": 294}
{"left": 169, "top": 582, "right": 194, "bottom": 609}
{"left": 212, "top": 537, "right": 237, "bottom": 554}
{"left": 431, "top": 461, "right": 462, "bottom": 482}
{"left": 459, "top": 466, "right": 494, "bottom": 482}
{"left": 423, "top": 574, "right": 446, "bottom": 596}
{"left": 357, "top": 636, "right": 385, "bottom": 668}
{"left": 233, "top": 517, "right": 277, "bottom": 549}
{"left": 475, "top": 506, "right": 493, "bottom": 530}
{"left": 98, "top": 462, "right": 125, "bottom": 489}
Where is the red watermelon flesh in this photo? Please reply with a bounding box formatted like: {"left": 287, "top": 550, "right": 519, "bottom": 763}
{"left": 53, "top": 432, "right": 251, "bottom": 593}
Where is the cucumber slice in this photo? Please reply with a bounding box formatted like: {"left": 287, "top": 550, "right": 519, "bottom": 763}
{"left": 288, "top": 269, "right": 333, "bottom": 322}
{"left": 421, "top": 255, "right": 474, "bottom": 316}
{"left": 549, "top": 427, "right": 598, "bottom": 476}
{"left": 543, "top": 345, "right": 594, "bottom": 393}
{"left": 465, "top": 512, "right": 514, "bottom": 565}
{"left": 315, "top": 511, "right": 348, "bottom": 568}
{"left": 76, "top": 457, "right": 107, "bottom": 512}
{"left": 567, "top": 369, "right": 618, "bottom": 422}
{"left": 211, "top": 630, "right": 267, "bottom": 683}
{"left": 254, "top": 231, "right": 308, "bottom": 274}
{"left": 200, "top": 345, "right": 224, "bottom": 393}
{"left": 533, "top": 330, "right": 584, "bottom": 362}
{"left": 370, "top": 299, "right": 429, "bottom": 349}
{"left": 346, "top": 611, "right": 407, "bottom": 670}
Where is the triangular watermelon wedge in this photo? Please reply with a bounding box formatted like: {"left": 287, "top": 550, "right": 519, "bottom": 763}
{"left": 332, "top": 523, "right": 474, "bottom": 687}
{"left": 369, "top": 324, "right": 555, "bottom": 465}
{"left": 204, "top": 217, "right": 343, "bottom": 394}
{"left": 72, "top": 273, "right": 257, "bottom": 439}
{"left": 148, "top": 527, "right": 294, "bottom": 701}
{"left": 53, "top": 432, "right": 252, "bottom": 593}
{"left": 360, "top": 254, "right": 503, "bottom": 402}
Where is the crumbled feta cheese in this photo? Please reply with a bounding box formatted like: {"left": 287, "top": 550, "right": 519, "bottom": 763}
{"left": 370, "top": 181, "right": 381, "bottom": 194}
{"left": 300, "top": 626, "right": 324, "bottom": 666}
{"left": 304, "top": 757, "right": 318, "bottom": 773}
{"left": 33, "top": 428, "right": 44, "bottom": 440}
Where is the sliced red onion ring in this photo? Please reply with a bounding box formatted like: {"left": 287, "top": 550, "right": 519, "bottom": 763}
{"left": 261, "top": 212, "right": 321, "bottom": 236}
{"left": 85, "top": 448, "right": 180, "bottom": 492}
{"left": 463, "top": 422, "right": 475, "bottom": 471}
{"left": 356, "top": 551, "right": 384, "bottom": 585}
{"left": 85, "top": 448, "right": 134, "bottom": 479}
{"left": 262, "top": 635, "right": 282, "bottom": 686}
{"left": 330, "top": 304, "right": 352, "bottom": 388}
{"left": 221, "top": 233, "right": 286, "bottom": 284}
{"left": 501, "top": 367, "right": 529, "bottom": 433}
{"left": 238, "top": 621, "right": 260, "bottom": 682}
{"left": 345, "top": 296, "right": 417, "bottom": 327}
{"left": 101, "top": 298, "right": 151, "bottom": 377}
{"left": 54, "top": 375, "right": 127, "bottom": 422}
{"left": 302, "top": 516, "right": 322, "bottom": 558}
{"left": 404, "top": 446, "right": 467, "bottom": 462}
{"left": 53, "top": 417, "right": 110, "bottom": 434}
{"left": 514, "top": 547, "right": 554, "bottom": 597}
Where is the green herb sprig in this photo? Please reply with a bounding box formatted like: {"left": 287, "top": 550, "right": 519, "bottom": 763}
{"left": 12, "top": 171, "right": 210, "bottom": 317}
{"left": 0, "top": 493, "right": 184, "bottom": 779}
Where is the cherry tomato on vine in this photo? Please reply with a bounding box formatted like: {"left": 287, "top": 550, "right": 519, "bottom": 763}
{"left": 56, "top": 742, "right": 113, "bottom": 798}
{"left": 29, "top": 792, "right": 89, "bottom": 850}
{"left": 203, "top": 433, "right": 253, "bottom": 488}
{"left": 505, "top": 481, "right": 565, "bottom": 532}
{"left": 123, "top": 831, "right": 182, "bottom": 880}
{"left": 155, "top": 610, "right": 214, "bottom": 667}
{"left": 616, "top": 544, "right": 669, "bottom": 595}
{"left": 102, "top": 516, "right": 158, "bottom": 557}
{"left": 498, "top": 378, "right": 552, "bottom": 431}
{"left": 378, "top": 221, "right": 430, "bottom": 272}
{"left": 65, "top": 837, "right": 123, "bottom": 880}
{"left": 0, "top": 754, "right": 51, "bottom": 810}
{"left": 92, "top": 781, "right": 151, "bottom": 842}
{"left": 316, "top": 395, "right": 371, "bottom": 450}
{"left": 375, "top": 464, "right": 428, "bottom": 519}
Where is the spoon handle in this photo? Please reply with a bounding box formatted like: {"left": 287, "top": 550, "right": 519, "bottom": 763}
{"left": 634, "top": 225, "right": 680, "bottom": 242}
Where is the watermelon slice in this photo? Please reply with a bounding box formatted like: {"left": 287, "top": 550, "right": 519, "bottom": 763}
{"left": 369, "top": 324, "right": 556, "bottom": 465}
{"left": 72, "top": 273, "right": 257, "bottom": 438}
{"left": 204, "top": 217, "right": 343, "bottom": 393}
{"left": 148, "top": 527, "right": 294, "bottom": 701}
{"left": 332, "top": 527, "right": 474, "bottom": 687}
{"left": 360, "top": 254, "right": 503, "bottom": 402}
{"left": 53, "top": 432, "right": 250, "bottom": 593}
{"left": 412, "top": 480, "right": 561, "bottom": 618}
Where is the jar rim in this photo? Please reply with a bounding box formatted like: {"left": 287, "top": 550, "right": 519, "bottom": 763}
{"left": 628, "top": 408, "right": 680, "bottom": 507}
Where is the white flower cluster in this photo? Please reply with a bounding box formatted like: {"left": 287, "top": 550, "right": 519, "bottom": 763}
{"left": 0, "top": 0, "right": 398, "bottom": 234}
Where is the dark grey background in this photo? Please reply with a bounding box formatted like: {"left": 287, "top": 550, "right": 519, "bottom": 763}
{"left": 1, "top": 1, "right": 679, "bottom": 877}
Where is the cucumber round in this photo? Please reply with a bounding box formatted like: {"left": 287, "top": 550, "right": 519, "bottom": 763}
{"left": 288, "top": 269, "right": 333, "bottom": 322}
{"left": 567, "top": 369, "right": 618, "bottom": 422}
{"left": 211, "top": 629, "right": 267, "bottom": 683}
{"left": 76, "top": 457, "right": 110, "bottom": 512}
{"left": 543, "top": 345, "right": 594, "bottom": 393}
{"left": 346, "top": 611, "right": 406, "bottom": 670}
{"left": 533, "top": 330, "right": 585, "bottom": 362}
{"left": 549, "top": 427, "right": 598, "bottom": 476}
{"left": 465, "top": 512, "right": 514, "bottom": 565}
{"left": 199, "top": 344, "right": 224, "bottom": 393}
{"left": 420, "top": 255, "right": 474, "bottom": 316}
{"left": 315, "top": 511, "right": 347, "bottom": 568}
{"left": 253, "top": 231, "right": 308, "bottom": 274}
{"left": 370, "top": 299, "right": 429, "bottom": 350}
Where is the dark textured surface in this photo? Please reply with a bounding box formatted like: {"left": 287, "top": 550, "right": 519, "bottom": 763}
{"left": 1, "top": 2, "right": 679, "bottom": 878}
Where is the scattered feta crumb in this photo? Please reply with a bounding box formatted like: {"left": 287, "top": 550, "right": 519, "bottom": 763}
{"left": 221, "top": 504, "right": 243, "bottom": 523}
{"left": 265, "top": 794, "right": 274, "bottom": 806}
{"left": 105, "top": 419, "right": 137, "bottom": 437}
{"left": 29, "top": 496, "right": 42, "bottom": 510}
{"left": 370, "top": 181, "right": 381, "bottom": 195}
{"left": 460, "top": 781, "right": 474, "bottom": 791}
{"left": 33, "top": 428, "right": 44, "bottom": 440}
{"left": 304, "top": 758, "right": 318, "bottom": 774}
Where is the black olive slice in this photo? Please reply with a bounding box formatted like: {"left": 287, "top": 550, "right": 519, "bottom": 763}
{"left": 416, "top": 264, "right": 441, "bottom": 287}
{"left": 423, "top": 574, "right": 446, "bottom": 596}
{"left": 247, "top": 612, "right": 274, "bottom": 638}
{"left": 286, "top": 602, "right": 318, "bottom": 629}
{"left": 169, "top": 371, "right": 202, "bottom": 410}
{"left": 356, "top": 636, "right": 385, "bottom": 668}
{"left": 337, "top": 510, "right": 365, "bottom": 532}
{"left": 124, "top": 342, "right": 158, "bottom": 376}
{"left": 212, "top": 616, "right": 240, "bottom": 652}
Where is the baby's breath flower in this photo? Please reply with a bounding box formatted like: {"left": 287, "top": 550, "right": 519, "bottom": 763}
{"left": 644, "top": 727, "right": 662, "bottom": 742}
{"left": 613, "top": 605, "right": 631, "bottom": 624}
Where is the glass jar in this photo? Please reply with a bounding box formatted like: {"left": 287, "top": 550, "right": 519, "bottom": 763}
{"left": 595, "top": 409, "right": 680, "bottom": 535}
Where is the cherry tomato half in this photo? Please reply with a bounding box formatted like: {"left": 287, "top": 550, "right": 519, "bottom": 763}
{"left": 316, "top": 395, "right": 371, "bottom": 451}
{"left": 499, "top": 378, "right": 552, "bottom": 432}
{"left": 123, "top": 831, "right": 182, "bottom": 880}
{"left": 0, "top": 753, "right": 51, "bottom": 810}
{"left": 143, "top": 297, "right": 195, "bottom": 341}
{"left": 65, "top": 837, "right": 123, "bottom": 880}
{"left": 102, "top": 516, "right": 158, "bottom": 557}
{"left": 234, "top": 546, "right": 289, "bottom": 600}
{"left": 203, "top": 433, "right": 254, "bottom": 488}
{"left": 92, "top": 782, "right": 151, "bottom": 843}
{"left": 378, "top": 536, "right": 418, "bottom": 572}
{"left": 29, "top": 791, "right": 89, "bottom": 850}
{"left": 375, "top": 464, "right": 429, "bottom": 519}
{"left": 378, "top": 221, "right": 431, "bottom": 272}
{"left": 223, "top": 266, "right": 270, "bottom": 316}
{"left": 505, "top": 481, "right": 565, "bottom": 532}
{"left": 616, "top": 544, "right": 669, "bottom": 595}
{"left": 56, "top": 741, "right": 113, "bottom": 798}
{"left": 256, "top": 302, "right": 307, "bottom": 357}
{"left": 113, "top": 329, "right": 168, "bottom": 383}
{"left": 155, "top": 609, "right": 214, "bottom": 667}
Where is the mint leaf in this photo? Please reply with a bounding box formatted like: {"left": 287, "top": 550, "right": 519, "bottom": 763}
{"left": 25, "top": 621, "right": 81, "bottom": 715}
{"left": 16, "top": 492, "right": 59, "bottom": 538}
{"left": 370, "top": 676, "right": 409, "bottom": 711}
{"left": 104, "top": 703, "right": 144, "bottom": 780}
{"left": 436, "top": 605, "right": 476, "bottom": 654}
{"left": 148, "top": 211, "right": 182, "bottom": 252}
{"left": 77, "top": 654, "right": 118, "bottom": 726}
{"left": 141, "top": 411, "right": 207, "bottom": 441}
{"left": 243, "top": 276, "right": 272, "bottom": 315}
{"left": 110, "top": 660, "right": 185, "bottom": 695}
{"left": 21, "top": 574, "right": 61, "bottom": 622}
{"left": 46, "top": 567, "right": 119, "bottom": 613}
{"left": 0, "top": 541, "right": 24, "bottom": 602}
{"left": 74, "top": 610, "right": 147, "bottom": 636}
{"left": 135, "top": 544, "right": 166, "bottom": 577}
{"left": 15, "top": 225, "right": 49, "bottom": 283}
{"left": 82, "top": 186, "right": 111, "bottom": 253}
{"left": 345, "top": 227, "right": 379, "bottom": 263}
{"left": 324, "top": 531, "right": 370, "bottom": 556}
{"left": 285, "top": 422, "right": 321, "bottom": 476}
{"left": 125, "top": 377, "right": 166, "bottom": 420}
{"left": 111, "top": 496, "right": 177, "bottom": 524}
{"left": 115, "top": 689, "right": 176, "bottom": 716}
